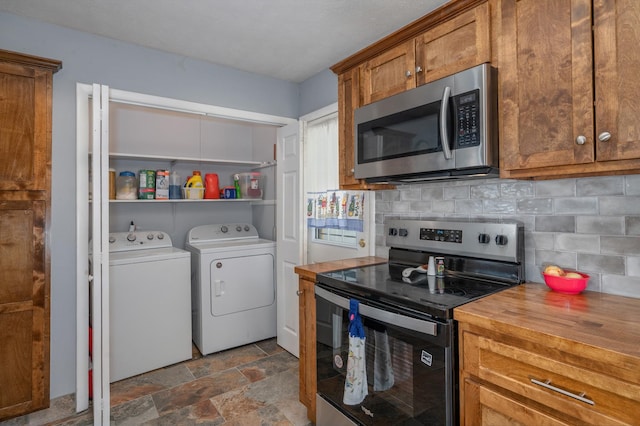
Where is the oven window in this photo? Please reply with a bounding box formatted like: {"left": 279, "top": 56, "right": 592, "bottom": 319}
{"left": 316, "top": 294, "right": 452, "bottom": 425}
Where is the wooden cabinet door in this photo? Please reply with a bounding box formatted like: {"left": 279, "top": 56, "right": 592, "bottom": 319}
{"left": 0, "top": 61, "right": 53, "bottom": 191}
{"left": 337, "top": 68, "right": 361, "bottom": 189}
{"left": 593, "top": 0, "right": 640, "bottom": 162}
{"left": 298, "top": 278, "right": 316, "bottom": 422}
{"left": 361, "top": 40, "right": 416, "bottom": 105}
{"left": 415, "top": 2, "right": 491, "bottom": 85}
{"left": 499, "top": 0, "right": 595, "bottom": 172}
{"left": 0, "top": 199, "right": 49, "bottom": 420}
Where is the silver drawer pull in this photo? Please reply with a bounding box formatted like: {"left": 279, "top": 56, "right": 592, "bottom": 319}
{"left": 530, "top": 378, "right": 594, "bottom": 405}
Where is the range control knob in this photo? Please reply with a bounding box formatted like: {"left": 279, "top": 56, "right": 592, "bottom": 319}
{"left": 388, "top": 228, "right": 398, "bottom": 236}
{"left": 399, "top": 228, "right": 408, "bottom": 237}
{"left": 495, "top": 234, "right": 508, "bottom": 246}
{"left": 157, "top": 233, "right": 164, "bottom": 240}
{"left": 221, "top": 225, "right": 228, "bottom": 233}
{"left": 236, "top": 225, "right": 242, "bottom": 232}
{"left": 109, "top": 235, "right": 116, "bottom": 244}
{"left": 126, "top": 233, "right": 136, "bottom": 242}
{"left": 244, "top": 225, "right": 250, "bottom": 232}
{"left": 478, "top": 233, "right": 491, "bottom": 244}
{"left": 147, "top": 233, "right": 154, "bottom": 240}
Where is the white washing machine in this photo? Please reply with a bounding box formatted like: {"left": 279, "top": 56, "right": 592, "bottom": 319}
{"left": 108, "top": 230, "right": 192, "bottom": 382}
{"left": 185, "top": 223, "right": 276, "bottom": 355}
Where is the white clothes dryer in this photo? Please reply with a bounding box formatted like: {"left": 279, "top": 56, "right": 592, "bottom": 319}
{"left": 108, "top": 231, "right": 191, "bottom": 382}
{"left": 185, "top": 223, "right": 276, "bottom": 355}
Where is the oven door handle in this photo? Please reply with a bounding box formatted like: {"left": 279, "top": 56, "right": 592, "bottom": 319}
{"left": 315, "top": 286, "right": 438, "bottom": 336}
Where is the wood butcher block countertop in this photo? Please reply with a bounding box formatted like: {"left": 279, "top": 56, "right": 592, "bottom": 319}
{"left": 294, "top": 256, "right": 387, "bottom": 281}
{"left": 455, "top": 283, "right": 640, "bottom": 375}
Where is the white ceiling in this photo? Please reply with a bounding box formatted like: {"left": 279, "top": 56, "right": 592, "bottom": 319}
{"left": 0, "top": 0, "right": 448, "bottom": 82}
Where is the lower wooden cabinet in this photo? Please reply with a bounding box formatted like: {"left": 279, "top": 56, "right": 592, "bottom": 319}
{"left": 298, "top": 277, "right": 316, "bottom": 422}
{"left": 457, "top": 321, "right": 640, "bottom": 425}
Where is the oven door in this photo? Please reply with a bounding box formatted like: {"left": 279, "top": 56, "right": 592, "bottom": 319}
{"left": 315, "top": 285, "right": 455, "bottom": 426}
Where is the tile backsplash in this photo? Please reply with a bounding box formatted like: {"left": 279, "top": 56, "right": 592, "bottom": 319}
{"left": 374, "top": 174, "right": 640, "bottom": 298}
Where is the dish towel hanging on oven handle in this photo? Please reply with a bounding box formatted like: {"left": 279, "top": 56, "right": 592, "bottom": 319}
{"left": 343, "top": 298, "right": 368, "bottom": 405}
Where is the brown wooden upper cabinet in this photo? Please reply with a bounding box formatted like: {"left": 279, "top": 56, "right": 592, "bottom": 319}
{"left": 0, "top": 49, "right": 61, "bottom": 421}
{"left": 361, "top": 2, "right": 491, "bottom": 106}
{"left": 333, "top": 0, "right": 492, "bottom": 189}
{"left": 500, "top": 0, "right": 640, "bottom": 179}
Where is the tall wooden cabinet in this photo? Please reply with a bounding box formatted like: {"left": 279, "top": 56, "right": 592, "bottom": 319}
{"left": 332, "top": 0, "right": 491, "bottom": 189}
{"left": 499, "top": 0, "right": 640, "bottom": 179}
{"left": 0, "top": 49, "right": 61, "bottom": 420}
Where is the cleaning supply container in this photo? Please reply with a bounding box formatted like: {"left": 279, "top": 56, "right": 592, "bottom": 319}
{"left": 116, "top": 171, "right": 137, "bottom": 200}
{"left": 183, "top": 171, "right": 204, "bottom": 199}
{"left": 236, "top": 172, "right": 263, "bottom": 199}
{"left": 138, "top": 169, "right": 156, "bottom": 199}
{"left": 204, "top": 173, "right": 220, "bottom": 199}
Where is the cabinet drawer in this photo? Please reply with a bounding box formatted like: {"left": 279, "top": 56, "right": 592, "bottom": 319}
{"left": 463, "top": 378, "right": 572, "bottom": 426}
{"left": 462, "top": 331, "right": 639, "bottom": 425}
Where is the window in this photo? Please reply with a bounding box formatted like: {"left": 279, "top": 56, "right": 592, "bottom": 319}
{"left": 303, "top": 111, "right": 357, "bottom": 248}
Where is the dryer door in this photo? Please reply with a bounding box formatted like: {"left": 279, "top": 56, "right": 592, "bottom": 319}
{"left": 209, "top": 253, "right": 275, "bottom": 316}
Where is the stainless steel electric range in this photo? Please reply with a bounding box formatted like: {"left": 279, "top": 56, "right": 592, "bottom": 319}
{"left": 314, "top": 218, "right": 524, "bottom": 426}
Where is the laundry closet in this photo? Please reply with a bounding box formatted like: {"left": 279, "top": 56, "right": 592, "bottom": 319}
{"left": 76, "top": 84, "right": 297, "bottom": 423}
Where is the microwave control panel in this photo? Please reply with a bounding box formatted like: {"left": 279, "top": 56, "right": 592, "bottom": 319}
{"left": 453, "top": 89, "right": 480, "bottom": 148}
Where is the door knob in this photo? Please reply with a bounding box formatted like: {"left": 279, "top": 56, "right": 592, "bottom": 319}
{"left": 359, "top": 239, "right": 366, "bottom": 248}
{"left": 296, "top": 290, "right": 303, "bottom": 296}
{"left": 405, "top": 70, "right": 412, "bottom": 77}
{"left": 415, "top": 66, "right": 423, "bottom": 74}
{"left": 575, "top": 135, "right": 587, "bottom": 145}
{"left": 598, "top": 131, "right": 612, "bottom": 142}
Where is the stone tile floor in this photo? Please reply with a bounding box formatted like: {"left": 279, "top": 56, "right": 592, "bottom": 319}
{"left": 1, "top": 339, "right": 311, "bottom": 426}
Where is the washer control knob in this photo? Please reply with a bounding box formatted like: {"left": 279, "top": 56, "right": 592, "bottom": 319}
{"left": 157, "top": 233, "right": 164, "bottom": 240}
{"left": 221, "top": 225, "right": 228, "bottom": 233}
{"left": 236, "top": 225, "right": 242, "bottom": 232}
{"left": 244, "top": 225, "right": 250, "bottom": 232}
{"left": 147, "top": 233, "right": 154, "bottom": 240}
{"left": 478, "top": 233, "right": 491, "bottom": 244}
{"left": 495, "top": 234, "right": 508, "bottom": 246}
{"left": 126, "top": 233, "right": 136, "bottom": 242}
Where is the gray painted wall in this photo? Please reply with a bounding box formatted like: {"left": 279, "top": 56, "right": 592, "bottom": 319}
{"left": 298, "top": 68, "right": 338, "bottom": 116}
{"left": 0, "top": 11, "right": 321, "bottom": 399}
{"left": 375, "top": 175, "right": 640, "bottom": 298}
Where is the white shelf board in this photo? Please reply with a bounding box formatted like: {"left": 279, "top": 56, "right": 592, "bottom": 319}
{"left": 108, "top": 152, "right": 273, "bottom": 167}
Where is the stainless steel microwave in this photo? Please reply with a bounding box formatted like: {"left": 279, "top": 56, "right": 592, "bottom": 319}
{"left": 354, "top": 63, "right": 498, "bottom": 183}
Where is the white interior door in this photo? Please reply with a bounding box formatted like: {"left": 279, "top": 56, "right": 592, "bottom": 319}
{"left": 76, "top": 83, "right": 111, "bottom": 424}
{"left": 276, "top": 122, "right": 302, "bottom": 356}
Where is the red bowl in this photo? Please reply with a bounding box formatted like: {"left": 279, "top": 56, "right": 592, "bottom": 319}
{"left": 543, "top": 272, "right": 589, "bottom": 294}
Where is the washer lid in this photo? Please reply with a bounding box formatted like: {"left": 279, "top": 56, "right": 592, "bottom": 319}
{"left": 109, "top": 247, "right": 190, "bottom": 265}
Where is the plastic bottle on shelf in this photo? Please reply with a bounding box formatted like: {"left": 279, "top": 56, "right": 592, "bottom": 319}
{"left": 169, "top": 171, "right": 181, "bottom": 199}
{"left": 233, "top": 174, "right": 242, "bottom": 199}
{"left": 204, "top": 173, "right": 220, "bottom": 199}
{"left": 185, "top": 170, "right": 204, "bottom": 199}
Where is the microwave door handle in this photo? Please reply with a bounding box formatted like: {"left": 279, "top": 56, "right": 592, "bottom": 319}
{"left": 440, "top": 86, "right": 453, "bottom": 160}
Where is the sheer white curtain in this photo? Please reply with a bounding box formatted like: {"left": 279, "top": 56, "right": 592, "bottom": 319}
{"left": 303, "top": 112, "right": 338, "bottom": 194}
